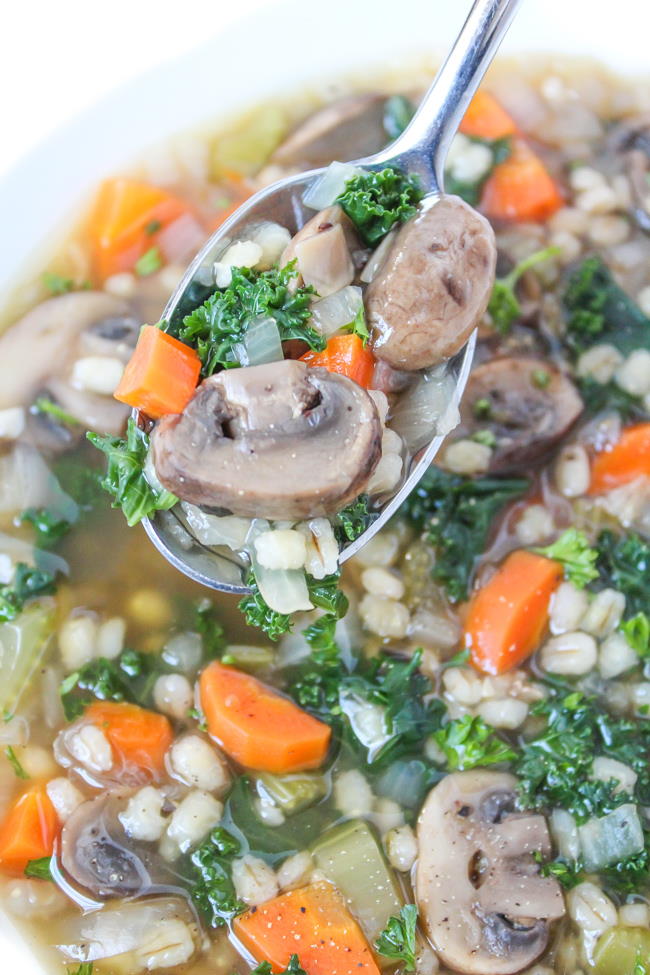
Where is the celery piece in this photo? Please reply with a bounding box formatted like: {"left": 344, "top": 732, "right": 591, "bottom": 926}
{"left": 311, "top": 819, "right": 403, "bottom": 944}
{"left": 256, "top": 772, "right": 327, "bottom": 814}
{"left": 221, "top": 644, "right": 276, "bottom": 673}
{"left": 593, "top": 926, "right": 650, "bottom": 975}
{"left": 0, "top": 600, "right": 56, "bottom": 713}
{"left": 210, "top": 105, "right": 288, "bottom": 178}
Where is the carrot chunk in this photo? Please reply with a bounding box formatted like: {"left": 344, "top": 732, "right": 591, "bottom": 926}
{"left": 300, "top": 334, "right": 375, "bottom": 388}
{"left": 589, "top": 423, "right": 650, "bottom": 495}
{"left": 460, "top": 90, "right": 518, "bottom": 140}
{"left": 465, "top": 549, "right": 563, "bottom": 676}
{"left": 0, "top": 784, "right": 60, "bottom": 876}
{"left": 90, "top": 178, "right": 191, "bottom": 280}
{"left": 233, "top": 882, "right": 381, "bottom": 975}
{"left": 85, "top": 701, "right": 173, "bottom": 779}
{"left": 480, "top": 139, "right": 564, "bottom": 223}
{"left": 114, "top": 325, "right": 201, "bottom": 419}
{"left": 199, "top": 662, "right": 331, "bottom": 773}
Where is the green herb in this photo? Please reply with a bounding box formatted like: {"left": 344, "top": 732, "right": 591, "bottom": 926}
{"left": 174, "top": 263, "right": 323, "bottom": 375}
{"left": 564, "top": 256, "right": 650, "bottom": 356}
{"left": 434, "top": 715, "right": 516, "bottom": 771}
{"left": 240, "top": 571, "right": 347, "bottom": 644}
{"left": 596, "top": 530, "right": 650, "bottom": 617}
{"left": 635, "top": 951, "right": 649, "bottom": 975}
{"left": 60, "top": 647, "right": 169, "bottom": 720}
{"left": 336, "top": 166, "right": 423, "bottom": 246}
{"left": 190, "top": 826, "right": 244, "bottom": 927}
{"left": 535, "top": 528, "right": 599, "bottom": 588}
{"left": 383, "top": 95, "right": 416, "bottom": 141}
{"left": 87, "top": 417, "right": 177, "bottom": 527}
{"left": 531, "top": 368, "right": 551, "bottom": 389}
{"left": 239, "top": 572, "right": 292, "bottom": 641}
{"left": 21, "top": 507, "right": 72, "bottom": 548}
{"left": 188, "top": 706, "right": 208, "bottom": 731}
{"left": 42, "top": 272, "right": 75, "bottom": 295}
{"left": 621, "top": 612, "right": 650, "bottom": 658}
{"left": 342, "top": 303, "right": 370, "bottom": 345}
{"left": 536, "top": 855, "right": 584, "bottom": 890}
{"left": 144, "top": 218, "right": 162, "bottom": 235}
{"left": 67, "top": 963, "right": 93, "bottom": 975}
{"left": 333, "top": 494, "right": 377, "bottom": 544}
{"left": 470, "top": 429, "right": 497, "bottom": 447}
{"left": 5, "top": 745, "right": 29, "bottom": 779}
{"left": 577, "top": 376, "right": 648, "bottom": 423}
{"left": 0, "top": 563, "right": 57, "bottom": 623}
{"left": 472, "top": 397, "right": 493, "bottom": 419}
{"left": 33, "top": 397, "right": 80, "bottom": 427}
{"left": 488, "top": 246, "right": 560, "bottom": 334}
{"left": 601, "top": 848, "right": 650, "bottom": 895}
{"left": 251, "top": 957, "right": 307, "bottom": 975}
{"left": 401, "top": 467, "right": 528, "bottom": 602}
{"left": 445, "top": 135, "right": 511, "bottom": 206}
{"left": 441, "top": 648, "right": 471, "bottom": 669}
{"left": 135, "top": 246, "right": 163, "bottom": 277}
{"left": 375, "top": 904, "right": 418, "bottom": 971}
{"left": 24, "top": 856, "right": 53, "bottom": 880}
{"left": 53, "top": 455, "right": 105, "bottom": 512}
{"left": 194, "top": 599, "right": 227, "bottom": 659}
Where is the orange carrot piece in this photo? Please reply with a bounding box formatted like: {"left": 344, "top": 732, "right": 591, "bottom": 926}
{"left": 199, "top": 662, "right": 331, "bottom": 773}
{"left": 0, "top": 784, "right": 60, "bottom": 876}
{"left": 480, "top": 139, "right": 564, "bottom": 223}
{"left": 90, "top": 178, "right": 191, "bottom": 280}
{"left": 460, "top": 90, "right": 517, "bottom": 140}
{"left": 114, "top": 325, "right": 201, "bottom": 419}
{"left": 465, "top": 549, "right": 563, "bottom": 676}
{"left": 589, "top": 423, "right": 650, "bottom": 495}
{"left": 300, "top": 334, "right": 375, "bottom": 388}
{"left": 233, "top": 883, "right": 381, "bottom": 975}
{"left": 86, "top": 701, "right": 173, "bottom": 779}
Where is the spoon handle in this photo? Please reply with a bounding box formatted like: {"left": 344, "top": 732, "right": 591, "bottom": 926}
{"left": 371, "top": 0, "right": 524, "bottom": 191}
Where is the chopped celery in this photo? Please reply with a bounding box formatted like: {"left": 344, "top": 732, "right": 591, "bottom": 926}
{"left": 593, "top": 926, "right": 650, "bottom": 975}
{"left": 256, "top": 771, "right": 327, "bottom": 814}
{"left": 210, "top": 105, "right": 288, "bottom": 178}
{"left": 578, "top": 804, "right": 644, "bottom": 872}
{"left": 0, "top": 601, "right": 56, "bottom": 713}
{"left": 311, "top": 819, "right": 403, "bottom": 945}
{"left": 221, "top": 644, "right": 276, "bottom": 672}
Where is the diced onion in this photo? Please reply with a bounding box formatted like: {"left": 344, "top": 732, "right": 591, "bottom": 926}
{"left": 338, "top": 688, "right": 391, "bottom": 761}
{"left": 234, "top": 315, "right": 283, "bottom": 366}
{"left": 302, "top": 161, "right": 365, "bottom": 211}
{"left": 389, "top": 368, "right": 459, "bottom": 453}
{"left": 181, "top": 503, "right": 251, "bottom": 550}
{"left": 247, "top": 520, "right": 313, "bottom": 615}
{"left": 578, "top": 803, "right": 644, "bottom": 872}
{"left": 0, "top": 444, "right": 77, "bottom": 520}
{"left": 359, "top": 230, "right": 396, "bottom": 283}
{"left": 0, "top": 601, "right": 56, "bottom": 715}
{"left": 311, "top": 287, "right": 363, "bottom": 337}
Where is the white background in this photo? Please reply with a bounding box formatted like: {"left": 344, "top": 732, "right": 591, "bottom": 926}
{"left": 0, "top": 0, "right": 271, "bottom": 180}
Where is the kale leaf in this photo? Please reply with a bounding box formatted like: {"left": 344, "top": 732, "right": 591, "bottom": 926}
{"left": 621, "top": 612, "right": 650, "bottom": 658}
{"left": 21, "top": 507, "right": 72, "bottom": 548}
{"left": 0, "top": 563, "right": 57, "bottom": 623}
{"left": 535, "top": 528, "right": 599, "bottom": 588}
{"left": 375, "top": 904, "right": 418, "bottom": 971}
{"left": 434, "top": 715, "right": 516, "bottom": 771}
{"left": 189, "top": 826, "right": 245, "bottom": 927}
{"left": 239, "top": 571, "right": 348, "bottom": 643}
{"left": 537, "top": 855, "right": 584, "bottom": 890}
{"left": 488, "top": 245, "right": 560, "bottom": 334}
{"left": 172, "top": 263, "right": 323, "bottom": 375}
{"left": 596, "top": 530, "right": 650, "bottom": 617}
{"left": 401, "top": 467, "right": 528, "bottom": 602}
{"left": 194, "top": 599, "right": 228, "bottom": 659}
{"left": 333, "top": 494, "right": 378, "bottom": 545}
{"left": 238, "top": 572, "right": 293, "bottom": 641}
{"left": 383, "top": 95, "right": 416, "bottom": 141}
{"left": 336, "top": 167, "right": 423, "bottom": 246}
{"left": 87, "top": 418, "right": 177, "bottom": 527}
{"left": 577, "top": 375, "right": 649, "bottom": 423}
{"left": 563, "top": 256, "right": 650, "bottom": 356}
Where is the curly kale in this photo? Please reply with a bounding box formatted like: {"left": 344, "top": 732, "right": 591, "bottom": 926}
{"left": 0, "top": 563, "right": 57, "bottom": 623}
{"left": 596, "top": 530, "right": 650, "bottom": 617}
{"left": 434, "top": 715, "right": 516, "bottom": 771}
{"left": 563, "top": 256, "right": 650, "bottom": 356}
{"left": 577, "top": 375, "right": 649, "bottom": 423}
{"left": 333, "top": 494, "right": 377, "bottom": 544}
{"left": 172, "top": 263, "right": 323, "bottom": 375}
{"left": 535, "top": 528, "right": 599, "bottom": 589}
{"left": 190, "top": 827, "right": 244, "bottom": 927}
{"left": 336, "top": 167, "right": 423, "bottom": 246}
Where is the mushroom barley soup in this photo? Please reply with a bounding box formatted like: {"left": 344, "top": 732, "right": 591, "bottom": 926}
{"left": 2, "top": 58, "right": 650, "bottom": 975}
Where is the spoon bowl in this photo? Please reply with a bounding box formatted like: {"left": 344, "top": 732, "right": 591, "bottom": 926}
{"left": 141, "top": 0, "right": 522, "bottom": 593}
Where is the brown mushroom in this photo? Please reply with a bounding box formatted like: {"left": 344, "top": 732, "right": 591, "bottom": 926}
{"left": 280, "top": 205, "right": 360, "bottom": 295}
{"left": 608, "top": 114, "right": 650, "bottom": 233}
{"left": 365, "top": 195, "right": 497, "bottom": 371}
{"left": 460, "top": 356, "right": 583, "bottom": 473}
{"left": 152, "top": 359, "right": 382, "bottom": 520}
{"left": 271, "top": 94, "right": 388, "bottom": 169}
{"left": 416, "top": 770, "right": 565, "bottom": 975}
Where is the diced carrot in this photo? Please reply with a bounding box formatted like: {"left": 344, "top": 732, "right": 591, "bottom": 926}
{"left": 480, "top": 139, "right": 564, "bottom": 223}
{"left": 300, "top": 334, "right": 375, "bottom": 388}
{"left": 85, "top": 701, "right": 173, "bottom": 779}
{"left": 465, "top": 549, "right": 563, "bottom": 676}
{"left": 90, "top": 178, "right": 192, "bottom": 280}
{"left": 460, "top": 90, "right": 517, "bottom": 140}
{"left": 589, "top": 423, "right": 650, "bottom": 495}
{"left": 233, "top": 882, "right": 380, "bottom": 975}
{"left": 0, "top": 784, "right": 60, "bottom": 876}
{"left": 199, "top": 662, "right": 331, "bottom": 773}
{"left": 114, "top": 325, "right": 201, "bottom": 419}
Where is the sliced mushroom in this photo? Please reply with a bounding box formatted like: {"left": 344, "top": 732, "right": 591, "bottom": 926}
{"left": 280, "top": 205, "right": 360, "bottom": 294}
{"left": 416, "top": 771, "right": 565, "bottom": 975}
{"left": 60, "top": 794, "right": 163, "bottom": 900}
{"left": 365, "top": 195, "right": 497, "bottom": 371}
{"left": 271, "top": 94, "right": 387, "bottom": 169}
{"left": 608, "top": 114, "right": 650, "bottom": 233}
{"left": 152, "top": 359, "right": 382, "bottom": 520}
{"left": 460, "top": 356, "right": 583, "bottom": 473}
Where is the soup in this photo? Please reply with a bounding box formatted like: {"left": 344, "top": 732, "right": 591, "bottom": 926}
{"left": 0, "top": 56, "right": 649, "bottom": 975}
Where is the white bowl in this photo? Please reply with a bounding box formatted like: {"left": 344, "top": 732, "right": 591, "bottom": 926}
{"left": 0, "top": 0, "right": 648, "bottom": 969}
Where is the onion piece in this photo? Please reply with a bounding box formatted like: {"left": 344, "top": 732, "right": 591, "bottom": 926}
{"left": 181, "top": 503, "right": 251, "bottom": 549}
{"left": 0, "top": 444, "right": 77, "bottom": 520}
{"left": 389, "top": 368, "right": 459, "bottom": 453}
{"left": 246, "top": 519, "right": 312, "bottom": 615}
{"left": 311, "top": 286, "right": 363, "bottom": 337}
{"left": 0, "top": 600, "right": 56, "bottom": 714}
{"left": 359, "top": 229, "right": 396, "bottom": 283}
{"left": 233, "top": 315, "right": 283, "bottom": 366}
{"left": 338, "top": 688, "right": 391, "bottom": 761}
{"left": 302, "top": 161, "right": 365, "bottom": 210}
{"left": 156, "top": 213, "right": 206, "bottom": 264}
{"left": 578, "top": 803, "right": 644, "bottom": 871}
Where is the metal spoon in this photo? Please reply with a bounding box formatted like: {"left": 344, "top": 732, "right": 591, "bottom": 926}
{"left": 143, "top": 0, "right": 523, "bottom": 593}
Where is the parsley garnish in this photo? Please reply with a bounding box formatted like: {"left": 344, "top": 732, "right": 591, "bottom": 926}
{"left": 434, "top": 715, "right": 516, "bottom": 771}
{"left": 535, "top": 528, "right": 599, "bottom": 588}
{"left": 252, "top": 957, "right": 307, "bottom": 975}
{"left": 336, "top": 167, "right": 423, "bottom": 246}
{"left": 375, "top": 905, "right": 418, "bottom": 971}
{"left": 24, "top": 856, "right": 53, "bottom": 881}
{"left": 621, "top": 612, "right": 650, "bottom": 658}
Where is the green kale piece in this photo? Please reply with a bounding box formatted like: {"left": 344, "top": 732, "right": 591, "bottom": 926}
{"left": 535, "top": 528, "right": 599, "bottom": 588}
{"left": 434, "top": 715, "right": 516, "bottom": 771}
{"left": 383, "top": 95, "right": 416, "bottom": 141}
{"left": 190, "top": 826, "right": 245, "bottom": 927}
{"left": 21, "top": 507, "right": 72, "bottom": 548}
{"left": 488, "top": 245, "right": 560, "bottom": 334}
{"left": 596, "top": 530, "right": 650, "bottom": 617}
{"left": 0, "top": 563, "right": 57, "bottom": 623}
{"left": 336, "top": 167, "right": 423, "bottom": 246}
{"left": 333, "top": 494, "right": 377, "bottom": 545}
{"left": 564, "top": 256, "right": 650, "bottom": 356}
